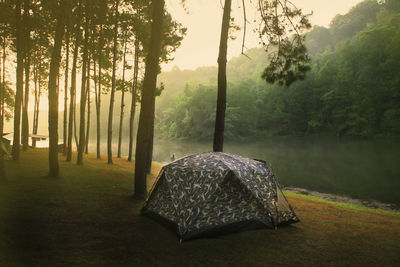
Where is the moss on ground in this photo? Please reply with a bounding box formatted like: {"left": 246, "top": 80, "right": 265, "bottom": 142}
{"left": 1, "top": 149, "right": 399, "bottom": 266}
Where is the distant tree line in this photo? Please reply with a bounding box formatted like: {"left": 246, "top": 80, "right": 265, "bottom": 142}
{"left": 156, "top": 0, "right": 400, "bottom": 139}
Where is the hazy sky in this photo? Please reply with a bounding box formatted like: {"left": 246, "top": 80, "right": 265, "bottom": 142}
{"left": 163, "top": 0, "right": 364, "bottom": 71}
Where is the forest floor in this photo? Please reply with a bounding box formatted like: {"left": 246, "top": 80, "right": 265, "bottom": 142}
{"left": 1, "top": 149, "right": 400, "bottom": 266}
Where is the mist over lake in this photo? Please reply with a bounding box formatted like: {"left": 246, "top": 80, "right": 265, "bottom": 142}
{"left": 82, "top": 136, "right": 400, "bottom": 205}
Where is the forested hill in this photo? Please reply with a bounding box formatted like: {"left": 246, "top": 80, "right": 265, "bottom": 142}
{"left": 155, "top": 0, "right": 400, "bottom": 140}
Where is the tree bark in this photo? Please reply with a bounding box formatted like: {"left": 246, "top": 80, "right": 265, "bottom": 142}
{"left": 48, "top": 1, "right": 67, "bottom": 177}
{"left": 0, "top": 36, "right": 4, "bottom": 180}
{"left": 1, "top": 37, "right": 5, "bottom": 138}
{"left": 21, "top": 0, "right": 31, "bottom": 152}
{"left": 134, "top": 0, "right": 164, "bottom": 199}
{"left": 73, "top": 89, "right": 78, "bottom": 149}
{"left": 77, "top": 0, "right": 90, "bottom": 165}
{"left": 117, "top": 31, "right": 128, "bottom": 158}
{"left": 33, "top": 67, "right": 41, "bottom": 147}
{"left": 95, "top": 24, "right": 103, "bottom": 159}
{"left": 67, "top": 29, "right": 79, "bottom": 162}
{"left": 107, "top": 0, "right": 119, "bottom": 164}
{"left": 12, "top": 0, "right": 24, "bottom": 161}
{"left": 63, "top": 27, "right": 70, "bottom": 155}
{"left": 128, "top": 37, "right": 139, "bottom": 162}
{"left": 213, "top": 0, "right": 231, "bottom": 152}
{"left": 32, "top": 58, "right": 37, "bottom": 147}
{"left": 85, "top": 51, "right": 91, "bottom": 154}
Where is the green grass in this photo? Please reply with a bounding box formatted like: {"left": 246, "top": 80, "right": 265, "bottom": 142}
{"left": 1, "top": 149, "right": 400, "bottom": 266}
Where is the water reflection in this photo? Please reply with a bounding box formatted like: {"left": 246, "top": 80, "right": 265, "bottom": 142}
{"left": 26, "top": 136, "right": 400, "bottom": 205}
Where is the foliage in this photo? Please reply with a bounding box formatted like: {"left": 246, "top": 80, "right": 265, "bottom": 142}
{"left": 156, "top": 0, "right": 400, "bottom": 139}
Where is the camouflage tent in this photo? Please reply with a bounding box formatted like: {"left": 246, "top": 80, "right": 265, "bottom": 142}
{"left": 141, "top": 152, "right": 299, "bottom": 241}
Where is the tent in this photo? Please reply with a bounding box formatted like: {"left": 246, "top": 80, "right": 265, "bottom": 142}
{"left": 141, "top": 152, "right": 299, "bottom": 241}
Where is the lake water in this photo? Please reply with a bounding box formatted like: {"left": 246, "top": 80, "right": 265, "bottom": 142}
{"left": 34, "top": 136, "right": 400, "bottom": 205}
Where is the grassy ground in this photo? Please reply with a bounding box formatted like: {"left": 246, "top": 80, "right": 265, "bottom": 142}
{"left": 1, "top": 149, "right": 399, "bottom": 266}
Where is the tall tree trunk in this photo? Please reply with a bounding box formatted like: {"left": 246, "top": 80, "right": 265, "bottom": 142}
{"left": 63, "top": 28, "right": 70, "bottom": 155}
{"left": 32, "top": 59, "right": 37, "bottom": 147}
{"left": 213, "top": 0, "right": 231, "bottom": 152}
{"left": 107, "top": 0, "right": 119, "bottom": 164}
{"left": 48, "top": 1, "right": 67, "bottom": 177}
{"left": 67, "top": 31, "right": 80, "bottom": 162}
{"left": 145, "top": 130, "right": 153, "bottom": 174}
{"left": 21, "top": 0, "right": 31, "bottom": 151}
{"left": 77, "top": 0, "right": 90, "bottom": 165}
{"left": 12, "top": 0, "right": 24, "bottom": 161}
{"left": 33, "top": 71, "right": 41, "bottom": 147}
{"left": 117, "top": 32, "right": 127, "bottom": 158}
{"left": 95, "top": 24, "right": 103, "bottom": 159}
{"left": 1, "top": 37, "right": 5, "bottom": 137}
{"left": 22, "top": 55, "right": 30, "bottom": 151}
{"left": 134, "top": 0, "right": 164, "bottom": 199}
{"left": 73, "top": 90, "right": 78, "bottom": 149}
{"left": 128, "top": 37, "right": 139, "bottom": 162}
{"left": 0, "top": 36, "right": 5, "bottom": 180}
{"left": 85, "top": 52, "right": 91, "bottom": 154}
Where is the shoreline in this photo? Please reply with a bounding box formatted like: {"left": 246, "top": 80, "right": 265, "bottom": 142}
{"left": 284, "top": 187, "right": 399, "bottom": 212}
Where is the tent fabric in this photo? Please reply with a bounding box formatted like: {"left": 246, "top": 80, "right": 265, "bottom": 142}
{"left": 141, "top": 152, "right": 299, "bottom": 240}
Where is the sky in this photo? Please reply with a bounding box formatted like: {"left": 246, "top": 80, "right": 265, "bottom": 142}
{"left": 162, "top": 0, "right": 364, "bottom": 71}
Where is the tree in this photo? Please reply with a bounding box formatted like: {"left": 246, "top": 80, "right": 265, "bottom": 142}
{"left": 94, "top": 23, "right": 103, "bottom": 159}
{"left": 85, "top": 39, "right": 91, "bottom": 154}
{"left": 134, "top": 0, "right": 165, "bottom": 199}
{"left": 66, "top": 9, "right": 81, "bottom": 162}
{"left": 213, "top": 0, "right": 231, "bottom": 152}
{"left": 63, "top": 18, "right": 70, "bottom": 155}
{"left": 117, "top": 17, "right": 129, "bottom": 159}
{"left": 0, "top": 1, "right": 13, "bottom": 179}
{"left": 107, "top": 0, "right": 119, "bottom": 164}
{"left": 12, "top": 0, "right": 24, "bottom": 161}
{"left": 48, "top": 0, "right": 68, "bottom": 177}
{"left": 0, "top": 36, "right": 5, "bottom": 180}
{"left": 77, "top": 0, "right": 90, "bottom": 165}
{"left": 213, "top": 0, "right": 311, "bottom": 151}
{"left": 128, "top": 36, "right": 139, "bottom": 162}
{"left": 21, "top": 0, "right": 31, "bottom": 151}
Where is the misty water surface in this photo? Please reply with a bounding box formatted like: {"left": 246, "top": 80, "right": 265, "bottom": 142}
{"left": 30, "top": 136, "right": 399, "bottom": 205}
{"left": 85, "top": 137, "right": 400, "bottom": 205}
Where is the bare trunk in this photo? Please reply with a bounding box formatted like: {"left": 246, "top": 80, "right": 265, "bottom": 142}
{"left": 22, "top": 0, "right": 31, "bottom": 151}
{"left": 213, "top": 0, "right": 231, "bottom": 152}
{"left": 95, "top": 24, "right": 102, "bottom": 159}
{"left": 73, "top": 90, "right": 78, "bottom": 149}
{"left": 107, "top": 0, "right": 119, "bottom": 164}
{"left": 67, "top": 22, "right": 80, "bottom": 162}
{"left": 128, "top": 37, "right": 139, "bottom": 162}
{"left": 63, "top": 29, "right": 70, "bottom": 155}
{"left": 0, "top": 36, "right": 4, "bottom": 180}
{"left": 77, "top": 0, "right": 89, "bottom": 165}
{"left": 33, "top": 73, "right": 41, "bottom": 147}
{"left": 48, "top": 1, "right": 67, "bottom": 177}
{"left": 85, "top": 52, "right": 91, "bottom": 154}
{"left": 117, "top": 32, "right": 128, "bottom": 158}
{"left": 1, "top": 38, "right": 5, "bottom": 138}
{"left": 22, "top": 53, "right": 30, "bottom": 151}
{"left": 134, "top": 0, "right": 164, "bottom": 199}
{"left": 12, "top": 0, "right": 24, "bottom": 161}
{"left": 32, "top": 59, "right": 37, "bottom": 147}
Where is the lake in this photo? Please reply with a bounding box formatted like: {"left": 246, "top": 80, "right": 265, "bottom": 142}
{"left": 39, "top": 136, "right": 400, "bottom": 205}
